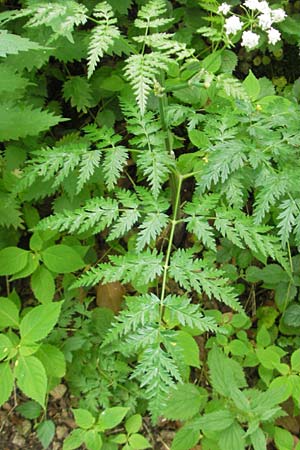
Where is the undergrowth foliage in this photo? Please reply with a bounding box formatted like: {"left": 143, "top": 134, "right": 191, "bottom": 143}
{"left": 1, "top": 0, "right": 300, "bottom": 449}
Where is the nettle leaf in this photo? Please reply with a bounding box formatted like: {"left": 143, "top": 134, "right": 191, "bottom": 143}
{"left": 42, "top": 245, "right": 85, "bottom": 273}
{"left": 20, "top": 301, "right": 63, "bottom": 344}
{"left": 87, "top": 2, "right": 120, "bottom": 78}
{"left": 208, "top": 345, "right": 246, "bottom": 396}
{"left": 0, "top": 297, "right": 19, "bottom": 329}
{"left": 0, "top": 104, "right": 66, "bottom": 141}
{"left": 37, "top": 420, "right": 56, "bottom": 450}
{"left": 0, "top": 30, "right": 42, "bottom": 57}
{"left": 171, "top": 422, "right": 200, "bottom": 450}
{"left": 163, "top": 384, "right": 207, "bottom": 420}
{"left": 0, "top": 362, "right": 14, "bottom": 406}
{"left": 218, "top": 422, "right": 245, "bottom": 450}
{"left": 63, "top": 76, "right": 94, "bottom": 113}
{"left": 15, "top": 355, "right": 47, "bottom": 407}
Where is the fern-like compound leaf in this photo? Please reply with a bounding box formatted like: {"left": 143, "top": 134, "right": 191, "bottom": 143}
{"left": 103, "top": 146, "right": 128, "bottom": 191}
{"left": 137, "top": 147, "right": 174, "bottom": 198}
{"left": 87, "top": 2, "right": 120, "bottom": 78}
{"left": 169, "top": 249, "right": 242, "bottom": 312}
{"left": 25, "top": 1, "right": 88, "bottom": 42}
{"left": 136, "top": 212, "right": 169, "bottom": 252}
{"left": 36, "top": 197, "right": 119, "bottom": 234}
{"left": 124, "top": 53, "right": 169, "bottom": 115}
{"left": 277, "top": 199, "right": 299, "bottom": 247}
{"left": 164, "top": 295, "right": 219, "bottom": 332}
{"left": 134, "top": 0, "right": 172, "bottom": 29}
{"left": 72, "top": 250, "right": 164, "bottom": 288}
{"left": 103, "top": 294, "right": 160, "bottom": 345}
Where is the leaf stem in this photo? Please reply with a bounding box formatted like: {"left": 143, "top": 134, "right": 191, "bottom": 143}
{"left": 159, "top": 173, "right": 182, "bottom": 319}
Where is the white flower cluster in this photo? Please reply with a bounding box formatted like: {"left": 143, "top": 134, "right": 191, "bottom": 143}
{"left": 218, "top": 1, "right": 286, "bottom": 50}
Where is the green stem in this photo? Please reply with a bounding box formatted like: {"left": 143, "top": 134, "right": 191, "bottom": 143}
{"left": 159, "top": 173, "right": 182, "bottom": 320}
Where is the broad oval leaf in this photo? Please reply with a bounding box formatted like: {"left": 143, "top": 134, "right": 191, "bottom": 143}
{"left": 0, "top": 362, "right": 14, "bottom": 406}
{"left": 73, "top": 408, "right": 95, "bottom": 430}
{"left": 84, "top": 429, "right": 103, "bottom": 450}
{"left": 63, "top": 429, "right": 85, "bottom": 450}
{"left": 164, "top": 384, "right": 207, "bottom": 421}
{"left": 97, "top": 407, "right": 129, "bottom": 431}
{"left": 31, "top": 265, "right": 55, "bottom": 304}
{"left": 0, "top": 334, "right": 14, "bottom": 361}
{"left": 15, "top": 355, "right": 47, "bottom": 407}
{"left": 20, "top": 301, "right": 63, "bottom": 344}
{"left": 0, "top": 297, "right": 19, "bottom": 329}
{"left": 42, "top": 245, "right": 85, "bottom": 273}
{"left": 128, "top": 434, "right": 151, "bottom": 449}
{"left": 0, "top": 247, "right": 29, "bottom": 276}
{"left": 35, "top": 344, "right": 66, "bottom": 378}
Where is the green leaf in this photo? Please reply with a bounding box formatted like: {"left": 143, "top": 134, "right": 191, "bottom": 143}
{"left": 73, "top": 409, "right": 95, "bottom": 430}
{"left": 0, "top": 30, "right": 42, "bottom": 57}
{"left": 37, "top": 420, "right": 55, "bottom": 449}
{"left": 16, "top": 400, "right": 42, "bottom": 420}
{"left": 256, "top": 347, "right": 281, "bottom": 370}
{"left": 274, "top": 427, "right": 294, "bottom": 450}
{"left": 291, "top": 349, "right": 300, "bottom": 372}
{"left": 63, "top": 76, "right": 94, "bottom": 113}
{"left": 10, "top": 253, "right": 39, "bottom": 281}
{"left": 0, "top": 334, "right": 14, "bottom": 361}
{"left": 0, "top": 362, "right": 14, "bottom": 406}
{"left": 84, "top": 429, "right": 103, "bottom": 450}
{"left": 128, "top": 433, "right": 151, "bottom": 449}
{"left": 125, "top": 414, "right": 142, "bottom": 434}
{"left": 97, "top": 407, "right": 129, "bottom": 431}
{"left": 174, "top": 331, "right": 200, "bottom": 368}
{"left": 0, "top": 104, "right": 65, "bottom": 141}
{"left": 218, "top": 422, "right": 245, "bottom": 450}
{"left": 243, "top": 70, "right": 260, "bottom": 100}
{"left": 201, "top": 51, "right": 221, "bottom": 73}
{"left": 31, "top": 265, "right": 55, "bottom": 304}
{"left": 42, "top": 245, "right": 85, "bottom": 273}
{"left": 63, "top": 429, "right": 85, "bottom": 450}
{"left": 20, "top": 302, "right": 63, "bottom": 344}
{"left": 208, "top": 345, "right": 246, "bottom": 396}
{"left": 171, "top": 424, "right": 200, "bottom": 450}
{"left": 250, "top": 428, "right": 267, "bottom": 450}
{"left": 282, "top": 304, "right": 300, "bottom": 328}
{"left": 197, "top": 410, "right": 235, "bottom": 433}
{"left": 0, "top": 247, "right": 28, "bottom": 276}
{"left": 164, "top": 384, "right": 207, "bottom": 420}
{"left": 15, "top": 355, "right": 47, "bottom": 407}
{"left": 35, "top": 344, "right": 66, "bottom": 378}
{"left": 0, "top": 297, "right": 19, "bottom": 329}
